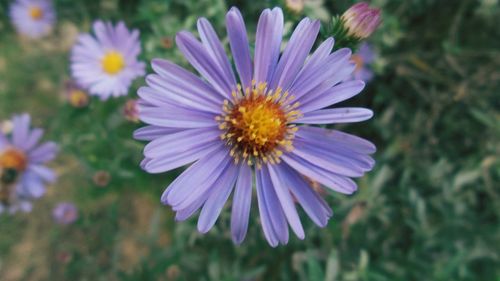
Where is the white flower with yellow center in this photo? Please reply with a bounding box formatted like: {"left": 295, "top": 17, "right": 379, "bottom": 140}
{"left": 70, "top": 21, "right": 146, "bottom": 100}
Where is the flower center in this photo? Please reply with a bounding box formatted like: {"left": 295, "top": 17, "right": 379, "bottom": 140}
{"left": 0, "top": 148, "right": 27, "bottom": 172}
{"left": 69, "top": 89, "right": 89, "bottom": 107}
{"left": 217, "top": 82, "right": 301, "bottom": 167}
{"left": 101, "top": 51, "right": 125, "bottom": 75}
{"left": 29, "top": 6, "right": 43, "bottom": 20}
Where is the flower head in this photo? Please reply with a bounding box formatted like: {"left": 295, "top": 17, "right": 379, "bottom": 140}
{"left": 0, "top": 114, "right": 58, "bottom": 214}
{"left": 9, "top": 0, "right": 55, "bottom": 39}
{"left": 70, "top": 21, "right": 146, "bottom": 100}
{"left": 341, "top": 2, "right": 381, "bottom": 39}
{"left": 350, "top": 42, "right": 376, "bottom": 82}
{"left": 135, "top": 7, "right": 375, "bottom": 246}
{"left": 53, "top": 202, "right": 78, "bottom": 224}
{"left": 64, "top": 80, "right": 90, "bottom": 108}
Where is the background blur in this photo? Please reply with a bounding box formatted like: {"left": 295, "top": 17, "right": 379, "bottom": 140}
{"left": 0, "top": 0, "right": 499, "bottom": 280}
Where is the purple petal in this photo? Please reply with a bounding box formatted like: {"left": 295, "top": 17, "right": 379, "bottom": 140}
{"left": 162, "top": 146, "right": 231, "bottom": 209}
{"left": 176, "top": 31, "right": 234, "bottom": 99}
{"left": 151, "top": 59, "right": 222, "bottom": 105}
{"left": 296, "top": 126, "right": 376, "bottom": 154}
{"left": 267, "top": 165, "right": 305, "bottom": 239}
{"left": 22, "top": 128, "right": 43, "bottom": 151}
{"left": 259, "top": 166, "right": 289, "bottom": 244}
{"left": 269, "top": 18, "right": 320, "bottom": 91}
{"left": 295, "top": 135, "right": 375, "bottom": 172}
{"left": 19, "top": 172, "right": 45, "bottom": 198}
{"left": 255, "top": 167, "right": 279, "bottom": 247}
{"left": 12, "top": 114, "right": 30, "bottom": 148}
{"left": 281, "top": 152, "right": 358, "bottom": 194}
{"left": 298, "top": 38, "right": 335, "bottom": 77}
{"left": 231, "top": 164, "right": 253, "bottom": 244}
{"left": 175, "top": 189, "right": 210, "bottom": 222}
{"left": 296, "top": 108, "right": 373, "bottom": 124}
{"left": 298, "top": 80, "right": 365, "bottom": 113}
{"left": 292, "top": 139, "right": 366, "bottom": 177}
{"left": 197, "top": 18, "right": 236, "bottom": 88}
{"left": 142, "top": 75, "right": 221, "bottom": 113}
{"left": 133, "top": 126, "right": 184, "bottom": 141}
{"left": 226, "top": 7, "right": 253, "bottom": 90}
{"left": 144, "top": 128, "right": 219, "bottom": 157}
{"left": 279, "top": 163, "right": 332, "bottom": 227}
{"left": 290, "top": 48, "right": 351, "bottom": 101}
{"left": 197, "top": 163, "right": 238, "bottom": 233}
{"left": 28, "top": 165, "right": 57, "bottom": 183}
{"left": 254, "top": 8, "right": 284, "bottom": 84}
{"left": 138, "top": 103, "right": 217, "bottom": 128}
{"left": 142, "top": 141, "right": 220, "bottom": 173}
{"left": 29, "top": 141, "right": 58, "bottom": 164}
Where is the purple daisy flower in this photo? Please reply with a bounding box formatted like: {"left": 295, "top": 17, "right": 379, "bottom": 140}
{"left": 0, "top": 114, "right": 58, "bottom": 214}
{"left": 135, "top": 7, "right": 376, "bottom": 246}
{"left": 70, "top": 21, "right": 146, "bottom": 100}
{"left": 53, "top": 202, "right": 78, "bottom": 225}
{"left": 351, "top": 42, "right": 376, "bottom": 82}
{"left": 9, "top": 0, "right": 56, "bottom": 39}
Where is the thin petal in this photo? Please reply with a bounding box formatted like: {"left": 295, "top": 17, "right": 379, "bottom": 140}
{"left": 282, "top": 152, "right": 358, "bottom": 195}
{"left": 299, "top": 80, "right": 366, "bottom": 113}
{"left": 197, "top": 18, "right": 236, "bottom": 88}
{"left": 296, "top": 108, "right": 373, "bottom": 124}
{"left": 255, "top": 167, "right": 279, "bottom": 247}
{"left": 259, "top": 166, "right": 289, "bottom": 244}
{"left": 267, "top": 165, "right": 305, "bottom": 239}
{"left": 176, "top": 31, "right": 233, "bottom": 99}
{"left": 254, "top": 8, "right": 284, "bottom": 84}
{"left": 12, "top": 114, "right": 30, "bottom": 147}
{"left": 269, "top": 18, "right": 320, "bottom": 91}
{"left": 29, "top": 142, "right": 58, "bottom": 164}
{"left": 231, "top": 164, "right": 253, "bottom": 244}
{"left": 280, "top": 163, "right": 332, "bottom": 227}
{"left": 226, "top": 7, "right": 253, "bottom": 90}
{"left": 162, "top": 146, "right": 231, "bottom": 209}
{"left": 133, "top": 126, "right": 184, "bottom": 141}
{"left": 296, "top": 126, "right": 376, "bottom": 154}
{"left": 197, "top": 163, "right": 238, "bottom": 233}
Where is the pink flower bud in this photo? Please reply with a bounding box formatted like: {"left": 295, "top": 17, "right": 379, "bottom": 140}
{"left": 341, "top": 2, "right": 381, "bottom": 39}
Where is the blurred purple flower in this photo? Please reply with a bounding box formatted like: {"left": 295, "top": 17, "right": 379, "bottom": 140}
{"left": 0, "top": 114, "right": 58, "bottom": 214}
{"left": 351, "top": 42, "right": 376, "bottom": 82}
{"left": 341, "top": 2, "right": 381, "bottom": 39}
{"left": 70, "top": 21, "right": 146, "bottom": 100}
{"left": 135, "top": 7, "right": 375, "bottom": 246}
{"left": 53, "top": 202, "right": 78, "bottom": 225}
{"left": 9, "top": 0, "right": 55, "bottom": 39}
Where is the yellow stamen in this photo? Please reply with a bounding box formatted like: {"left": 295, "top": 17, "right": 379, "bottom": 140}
{"left": 29, "top": 6, "right": 43, "bottom": 20}
{"left": 101, "top": 51, "right": 125, "bottom": 75}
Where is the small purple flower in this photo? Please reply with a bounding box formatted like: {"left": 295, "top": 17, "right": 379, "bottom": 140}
{"left": 351, "top": 42, "right": 376, "bottom": 82}
{"left": 70, "top": 21, "right": 146, "bottom": 100}
{"left": 341, "top": 2, "right": 381, "bottom": 39}
{"left": 53, "top": 202, "right": 78, "bottom": 224}
{"left": 135, "top": 7, "right": 375, "bottom": 246}
{"left": 9, "top": 0, "right": 56, "bottom": 39}
{"left": 0, "top": 114, "right": 58, "bottom": 214}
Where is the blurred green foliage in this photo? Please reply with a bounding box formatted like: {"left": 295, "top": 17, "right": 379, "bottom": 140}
{"left": 0, "top": 0, "right": 499, "bottom": 280}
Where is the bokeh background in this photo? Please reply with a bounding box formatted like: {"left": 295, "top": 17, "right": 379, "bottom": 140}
{"left": 0, "top": 0, "right": 499, "bottom": 280}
